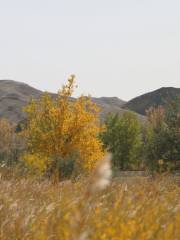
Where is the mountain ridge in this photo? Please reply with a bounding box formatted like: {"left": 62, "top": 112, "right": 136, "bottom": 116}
{"left": 124, "top": 86, "right": 180, "bottom": 115}
{"left": 0, "top": 80, "right": 130, "bottom": 123}
{"left": 1, "top": 80, "right": 178, "bottom": 124}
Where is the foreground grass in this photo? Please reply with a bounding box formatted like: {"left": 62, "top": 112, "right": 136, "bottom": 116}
{"left": 0, "top": 175, "right": 179, "bottom": 240}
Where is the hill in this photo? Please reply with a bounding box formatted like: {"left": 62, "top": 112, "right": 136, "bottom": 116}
{"left": 0, "top": 80, "right": 43, "bottom": 123}
{"left": 0, "top": 80, "right": 142, "bottom": 123}
{"left": 124, "top": 87, "right": 180, "bottom": 115}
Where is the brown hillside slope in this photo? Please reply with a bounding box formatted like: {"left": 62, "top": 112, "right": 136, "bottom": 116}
{"left": 0, "top": 80, "right": 144, "bottom": 123}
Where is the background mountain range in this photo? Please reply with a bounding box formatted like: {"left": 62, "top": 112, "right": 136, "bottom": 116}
{"left": 0, "top": 80, "right": 179, "bottom": 124}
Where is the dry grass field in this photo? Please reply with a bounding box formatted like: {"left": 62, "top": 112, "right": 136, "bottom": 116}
{"left": 0, "top": 173, "right": 179, "bottom": 240}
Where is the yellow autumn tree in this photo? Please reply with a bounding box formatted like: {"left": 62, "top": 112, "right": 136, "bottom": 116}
{"left": 23, "top": 75, "right": 104, "bottom": 177}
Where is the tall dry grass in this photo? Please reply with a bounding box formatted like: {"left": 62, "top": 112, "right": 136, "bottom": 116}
{"left": 0, "top": 163, "right": 179, "bottom": 239}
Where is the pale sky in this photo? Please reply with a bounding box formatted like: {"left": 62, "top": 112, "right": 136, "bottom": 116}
{"left": 0, "top": 0, "right": 180, "bottom": 100}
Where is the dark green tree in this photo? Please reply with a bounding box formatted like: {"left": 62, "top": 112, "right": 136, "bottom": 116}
{"left": 145, "top": 96, "right": 180, "bottom": 171}
{"left": 164, "top": 97, "right": 180, "bottom": 168}
{"left": 144, "top": 106, "right": 168, "bottom": 171}
{"left": 101, "top": 112, "right": 143, "bottom": 170}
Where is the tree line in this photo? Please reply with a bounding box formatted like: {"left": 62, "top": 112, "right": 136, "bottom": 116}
{"left": 0, "top": 76, "right": 180, "bottom": 179}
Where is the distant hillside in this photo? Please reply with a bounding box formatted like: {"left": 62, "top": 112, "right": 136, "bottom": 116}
{"left": 124, "top": 87, "right": 180, "bottom": 115}
{"left": 0, "top": 80, "right": 42, "bottom": 123}
{"left": 92, "top": 97, "right": 126, "bottom": 109}
{"left": 0, "top": 80, "right": 143, "bottom": 124}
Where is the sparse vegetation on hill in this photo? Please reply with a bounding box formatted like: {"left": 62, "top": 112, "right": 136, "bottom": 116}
{"left": 0, "top": 79, "right": 129, "bottom": 124}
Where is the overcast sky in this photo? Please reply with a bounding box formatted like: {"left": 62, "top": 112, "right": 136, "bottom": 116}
{"left": 0, "top": 0, "right": 180, "bottom": 100}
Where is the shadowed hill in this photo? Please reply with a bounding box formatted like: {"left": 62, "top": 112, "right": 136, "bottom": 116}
{"left": 124, "top": 87, "right": 180, "bottom": 115}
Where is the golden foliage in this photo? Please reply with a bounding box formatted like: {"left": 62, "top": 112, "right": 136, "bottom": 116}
{"left": 23, "top": 75, "right": 104, "bottom": 174}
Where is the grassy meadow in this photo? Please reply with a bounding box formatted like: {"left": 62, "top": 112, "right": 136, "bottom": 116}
{"left": 0, "top": 171, "right": 179, "bottom": 240}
